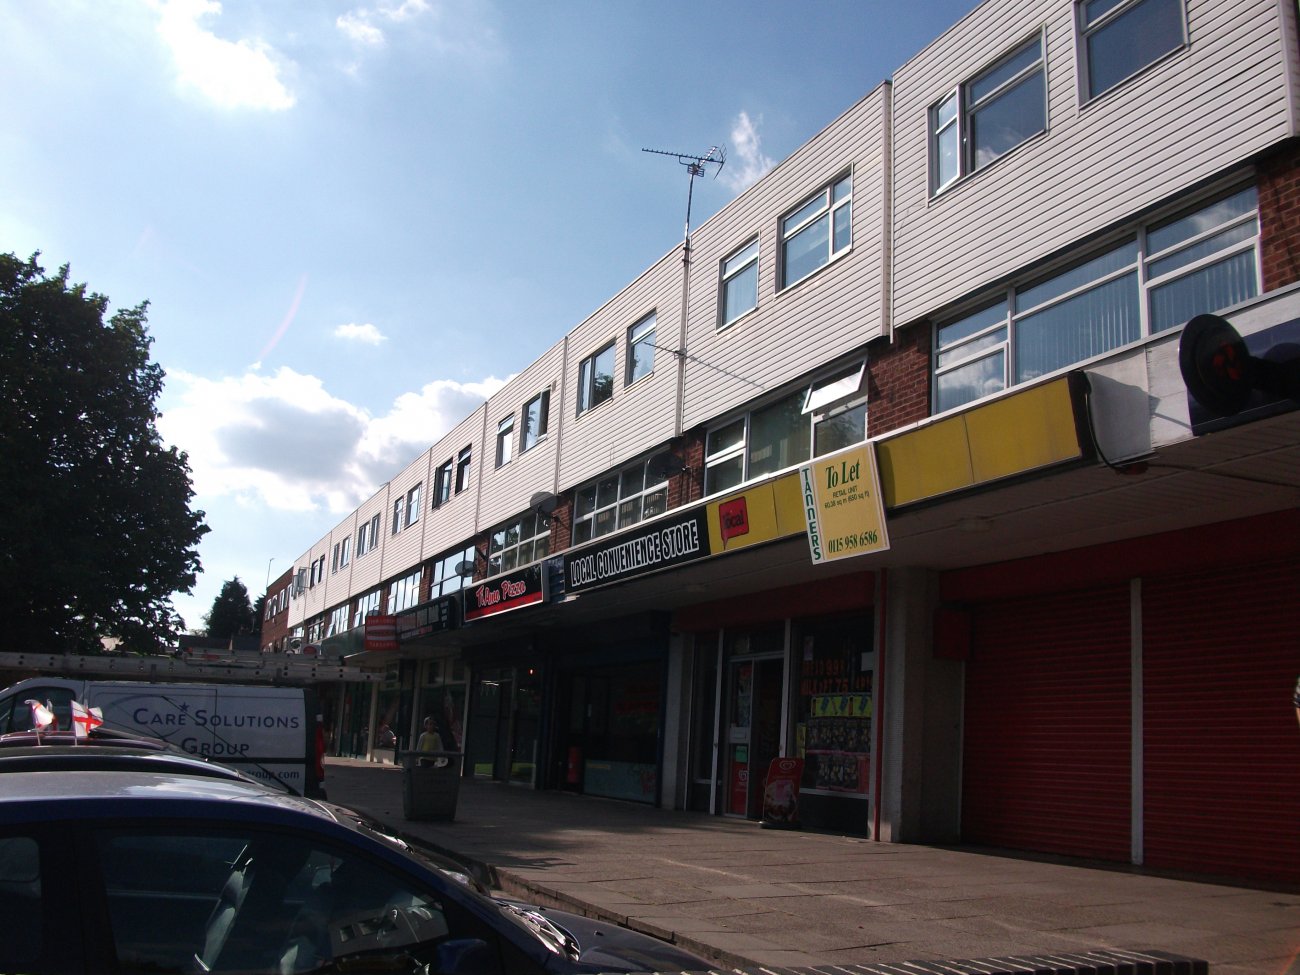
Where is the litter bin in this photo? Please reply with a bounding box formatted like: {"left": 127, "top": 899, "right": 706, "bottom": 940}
{"left": 401, "top": 750, "right": 462, "bottom": 821}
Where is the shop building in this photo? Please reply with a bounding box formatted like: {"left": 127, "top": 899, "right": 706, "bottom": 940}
{"left": 273, "top": 0, "right": 1300, "bottom": 886}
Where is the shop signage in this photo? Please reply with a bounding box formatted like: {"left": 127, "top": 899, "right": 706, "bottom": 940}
{"left": 705, "top": 473, "right": 806, "bottom": 554}
{"left": 563, "top": 509, "right": 710, "bottom": 594}
{"left": 463, "top": 563, "right": 548, "bottom": 622}
{"left": 800, "top": 442, "right": 890, "bottom": 564}
{"left": 394, "top": 597, "right": 459, "bottom": 642}
{"left": 760, "top": 757, "right": 804, "bottom": 829}
{"left": 363, "top": 613, "right": 399, "bottom": 651}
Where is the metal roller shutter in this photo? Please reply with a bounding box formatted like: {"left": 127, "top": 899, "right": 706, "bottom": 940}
{"left": 1142, "top": 557, "right": 1300, "bottom": 885}
{"left": 963, "top": 584, "right": 1131, "bottom": 861}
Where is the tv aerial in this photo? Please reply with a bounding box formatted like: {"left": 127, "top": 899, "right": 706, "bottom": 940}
{"left": 642, "top": 145, "right": 726, "bottom": 244}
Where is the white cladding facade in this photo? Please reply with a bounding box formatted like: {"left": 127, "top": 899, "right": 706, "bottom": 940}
{"left": 890, "top": 0, "right": 1299, "bottom": 326}
{"left": 283, "top": 0, "right": 1299, "bottom": 637}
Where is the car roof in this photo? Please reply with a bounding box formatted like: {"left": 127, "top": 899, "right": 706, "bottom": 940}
{"left": 0, "top": 745, "right": 259, "bottom": 780}
{"left": 0, "top": 767, "right": 335, "bottom": 825}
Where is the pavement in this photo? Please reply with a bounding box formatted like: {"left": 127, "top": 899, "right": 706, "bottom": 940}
{"left": 323, "top": 757, "right": 1299, "bottom": 974}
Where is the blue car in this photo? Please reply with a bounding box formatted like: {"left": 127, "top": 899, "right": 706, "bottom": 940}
{"left": 0, "top": 762, "right": 713, "bottom": 974}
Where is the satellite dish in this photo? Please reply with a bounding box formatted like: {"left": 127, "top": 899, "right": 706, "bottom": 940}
{"left": 645, "top": 450, "right": 686, "bottom": 484}
{"left": 454, "top": 560, "right": 476, "bottom": 577}
{"left": 530, "top": 491, "right": 560, "bottom": 517}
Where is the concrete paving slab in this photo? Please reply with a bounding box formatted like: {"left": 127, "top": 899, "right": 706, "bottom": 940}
{"left": 321, "top": 758, "right": 1290, "bottom": 971}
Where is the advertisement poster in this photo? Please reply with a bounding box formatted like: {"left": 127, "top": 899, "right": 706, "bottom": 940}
{"left": 761, "top": 757, "right": 804, "bottom": 829}
{"left": 800, "top": 442, "right": 890, "bottom": 565}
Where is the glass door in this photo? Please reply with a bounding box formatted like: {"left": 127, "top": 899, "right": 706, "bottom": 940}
{"left": 723, "top": 651, "right": 786, "bottom": 819}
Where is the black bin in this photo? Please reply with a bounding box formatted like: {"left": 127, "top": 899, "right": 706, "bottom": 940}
{"left": 401, "top": 750, "right": 462, "bottom": 821}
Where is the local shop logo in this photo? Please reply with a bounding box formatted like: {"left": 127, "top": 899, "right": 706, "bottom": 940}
{"left": 719, "top": 497, "right": 749, "bottom": 547}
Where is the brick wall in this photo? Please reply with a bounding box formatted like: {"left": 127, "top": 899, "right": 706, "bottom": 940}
{"left": 1257, "top": 141, "right": 1300, "bottom": 292}
{"left": 866, "top": 326, "right": 930, "bottom": 436}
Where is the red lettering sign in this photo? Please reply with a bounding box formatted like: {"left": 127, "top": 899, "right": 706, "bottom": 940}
{"left": 719, "top": 497, "right": 750, "bottom": 546}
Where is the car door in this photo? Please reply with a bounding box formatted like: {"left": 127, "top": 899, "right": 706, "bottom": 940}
{"left": 83, "top": 822, "right": 547, "bottom": 975}
{"left": 0, "top": 822, "right": 82, "bottom": 974}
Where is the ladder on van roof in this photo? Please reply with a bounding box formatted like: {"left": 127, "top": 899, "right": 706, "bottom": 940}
{"left": 0, "top": 651, "right": 383, "bottom": 685}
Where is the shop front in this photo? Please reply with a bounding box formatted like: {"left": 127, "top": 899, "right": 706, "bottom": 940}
{"left": 544, "top": 614, "right": 671, "bottom": 804}
{"left": 676, "top": 574, "right": 878, "bottom": 833}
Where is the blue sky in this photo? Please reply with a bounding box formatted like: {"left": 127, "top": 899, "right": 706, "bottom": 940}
{"left": 1, "top": 0, "right": 979, "bottom": 633}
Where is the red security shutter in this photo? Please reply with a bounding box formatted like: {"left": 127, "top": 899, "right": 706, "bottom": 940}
{"left": 1142, "top": 557, "right": 1300, "bottom": 885}
{"left": 963, "top": 584, "right": 1131, "bottom": 862}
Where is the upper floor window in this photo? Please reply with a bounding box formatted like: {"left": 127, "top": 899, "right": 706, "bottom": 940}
{"left": 332, "top": 536, "right": 350, "bottom": 572}
{"left": 720, "top": 239, "right": 759, "bottom": 328}
{"left": 387, "top": 568, "right": 424, "bottom": 614}
{"left": 934, "top": 185, "right": 1259, "bottom": 413}
{"left": 356, "top": 513, "right": 380, "bottom": 556}
{"left": 455, "top": 446, "right": 472, "bottom": 494}
{"left": 626, "top": 312, "right": 656, "bottom": 385}
{"left": 1079, "top": 0, "right": 1185, "bottom": 101}
{"left": 572, "top": 458, "right": 670, "bottom": 545}
{"left": 488, "top": 512, "right": 549, "bottom": 575}
{"left": 780, "top": 175, "right": 852, "bottom": 289}
{"left": 405, "top": 484, "right": 420, "bottom": 527}
{"left": 391, "top": 495, "right": 405, "bottom": 535}
{"left": 431, "top": 544, "right": 476, "bottom": 597}
{"left": 495, "top": 415, "right": 514, "bottom": 468}
{"left": 522, "top": 390, "right": 549, "bottom": 451}
{"left": 577, "top": 341, "right": 615, "bottom": 415}
{"left": 325, "top": 603, "right": 349, "bottom": 637}
{"left": 351, "top": 588, "right": 380, "bottom": 629}
{"left": 433, "top": 460, "right": 452, "bottom": 508}
{"left": 704, "top": 363, "right": 867, "bottom": 496}
{"left": 931, "top": 35, "right": 1045, "bottom": 194}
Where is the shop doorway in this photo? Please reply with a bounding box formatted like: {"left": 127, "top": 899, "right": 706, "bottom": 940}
{"left": 723, "top": 654, "right": 784, "bottom": 819}
{"left": 466, "top": 666, "right": 542, "bottom": 785}
{"left": 555, "top": 661, "right": 661, "bottom": 803}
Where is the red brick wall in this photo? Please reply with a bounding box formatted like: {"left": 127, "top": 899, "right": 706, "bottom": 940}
{"left": 866, "top": 326, "right": 931, "bottom": 435}
{"left": 1257, "top": 142, "right": 1300, "bottom": 292}
{"left": 260, "top": 569, "right": 294, "bottom": 652}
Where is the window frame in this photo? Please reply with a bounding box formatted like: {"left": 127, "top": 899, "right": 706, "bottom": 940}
{"left": 487, "top": 512, "right": 550, "bottom": 576}
{"left": 626, "top": 312, "right": 657, "bottom": 386}
{"left": 929, "top": 33, "right": 1046, "bottom": 196}
{"left": 571, "top": 457, "right": 671, "bottom": 545}
{"left": 405, "top": 484, "right": 421, "bottom": 528}
{"left": 1078, "top": 0, "right": 1186, "bottom": 103}
{"left": 577, "top": 341, "right": 616, "bottom": 415}
{"left": 386, "top": 568, "right": 424, "bottom": 614}
{"left": 932, "top": 183, "right": 1260, "bottom": 414}
{"left": 521, "top": 390, "right": 550, "bottom": 452}
{"left": 779, "top": 173, "right": 853, "bottom": 291}
{"left": 703, "top": 363, "right": 869, "bottom": 497}
{"left": 719, "top": 238, "right": 760, "bottom": 329}
{"left": 454, "top": 446, "right": 472, "bottom": 494}
{"left": 495, "top": 415, "right": 514, "bottom": 468}
{"left": 433, "top": 461, "right": 452, "bottom": 508}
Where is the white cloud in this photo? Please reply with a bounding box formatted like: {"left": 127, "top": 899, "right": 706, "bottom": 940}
{"left": 334, "top": 322, "right": 387, "bottom": 345}
{"left": 337, "top": 11, "right": 384, "bottom": 47}
{"left": 151, "top": 0, "right": 296, "bottom": 111}
{"left": 337, "top": 0, "right": 431, "bottom": 47}
{"left": 158, "top": 366, "right": 507, "bottom": 517}
{"left": 722, "top": 111, "right": 775, "bottom": 192}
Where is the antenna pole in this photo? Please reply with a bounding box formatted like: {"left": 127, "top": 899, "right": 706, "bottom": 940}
{"left": 641, "top": 145, "right": 726, "bottom": 245}
{"left": 642, "top": 144, "right": 726, "bottom": 442}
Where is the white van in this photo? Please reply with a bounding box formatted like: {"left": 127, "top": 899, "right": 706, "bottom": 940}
{"left": 0, "top": 678, "right": 326, "bottom": 797}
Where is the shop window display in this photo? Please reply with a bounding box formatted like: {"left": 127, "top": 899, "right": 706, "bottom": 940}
{"left": 795, "top": 617, "right": 873, "bottom": 796}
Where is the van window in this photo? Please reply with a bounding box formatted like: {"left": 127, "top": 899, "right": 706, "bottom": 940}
{"left": 3, "top": 687, "right": 75, "bottom": 732}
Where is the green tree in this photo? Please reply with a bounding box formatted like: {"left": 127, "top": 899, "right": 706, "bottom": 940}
{"left": 203, "top": 577, "right": 254, "bottom": 641}
{"left": 251, "top": 593, "right": 267, "bottom": 637}
{"left": 0, "top": 253, "right": 208, "bottom": 654}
